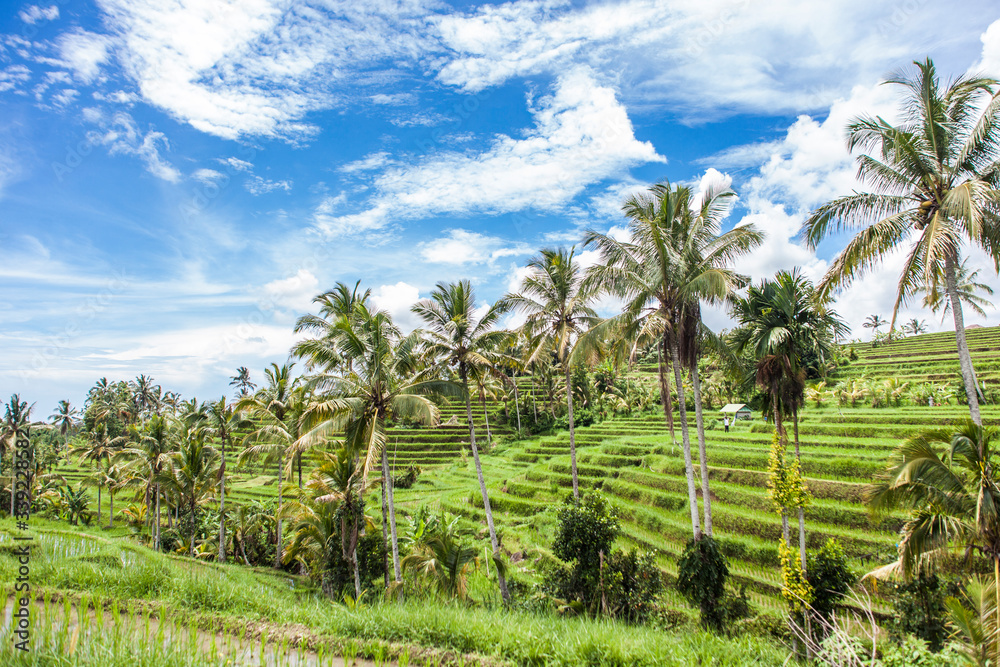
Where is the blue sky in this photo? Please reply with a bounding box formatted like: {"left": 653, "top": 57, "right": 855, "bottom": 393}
{"left": 2, "top": 0, "right": 1000, "bottom": 414}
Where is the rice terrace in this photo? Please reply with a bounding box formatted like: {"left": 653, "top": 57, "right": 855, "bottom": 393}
{"left": 4, "top": 2, "right": 1000, "bottom": 666}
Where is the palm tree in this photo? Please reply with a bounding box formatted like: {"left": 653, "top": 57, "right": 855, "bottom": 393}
{"left": 229, "top": 502, "right": 273, "bottom": 565}
{"left": 49, "top": 400, "right": 80, "bottom": 436}
{"left": 130, "top": 374, "right": 160, "bottom": 419}
{"left": 503, "top": 248, "right": 601, "bottom": 500}
{"left": 229, "top": 367, "right": 257, "bottom": 398}
{"left": 412, "top": 280, "right": 513, "bottom": 602}
{"left": 584, "top": 181, "right": 763, "bottom": 538}
{"left": 2, "top": 394, "right": 33, "bottom": 516}
{"left": 919, "top": 257, "right": 996, "bottom": 320}
{"left": 298, "top": 302, "right": 454, "bottom": 592}
{"left": 70, "top": 423, "right": 126, "bottom": 520}
{"left": 237, "top": 363, "right": 299, "bottom": 569}
{"left": 867, "top": 420, "right": 1000, "bottom": 662}
{"left": 159, "top": 432, "right": 221, "bottom": 557}
{"left": 118, "top": 415, "right": 176, "bottom": 549}
{"left": 802, "top": 59, "right": 1000, "bottom": 426}
{"left": 189, "top": 397, "right": 245, "bottom": 562}
{"left": 731, "top": 270, "right": 848, "bottom": 568}
{"left": 863, "top": 315, "right": 887, "bottom": 339}
{"left": 902, "top": 318, "right": 928, "bottom": 336}
{"left": 293, "top": 280, "right": 372, "bottom": 376}
{"left": 401, "top": 514, "right": 479, "bottom": 601}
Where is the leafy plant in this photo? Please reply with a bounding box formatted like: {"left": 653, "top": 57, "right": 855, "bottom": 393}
{"left": 676, "top": 536, "right": 729, "bottom": 630}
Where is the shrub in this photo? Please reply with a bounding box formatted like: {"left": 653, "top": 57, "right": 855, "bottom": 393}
{"left": 676, "top": 536, "right": 729, "bottom": 630}
{"left": 886, "top": 573, "right": 963, "bottom": 652}
{"left": 750, "top": 422, "right": 773, "bottom": 434}
{"left": 806, "top": 539, "right": 854, "bottom": 623}
{"left": 392, "top": 464, "right": 421, "bottom": 489}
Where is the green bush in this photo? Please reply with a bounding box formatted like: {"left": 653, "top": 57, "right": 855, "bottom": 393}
{"left": 676, "top": 536, "right": 729, "bottom": 630}
{"left": 750, "top": 422, "right": 774, "bottom": 434}
{"left": 392, "top": 464, "right": 421, "bottom": 489}
{"left": 886, "top": 573, "right": 964, "bottom": 652}
{"left": 806, "top": 539, "right": 854, "bottom": 623}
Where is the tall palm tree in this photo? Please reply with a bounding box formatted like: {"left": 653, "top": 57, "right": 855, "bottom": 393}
{"left": 902, "top": 318, "right": 928, "bottom": 336}
{"left": 130, "top": 374, "right": 160, "bottom": 419}
{"left": 802, "top": 58, "right": 1000, "bottom": 426}
{"left": 237, "top": 363, "right": 299, "bottom": 569}
{"left": 503, "top": 248, "right": 601, "bottom": 500}
{"left": 298, "top": 302, "right": 454, "bottom": 591}
{"left": 584, "top": 181, "right": 763, "bottom": 538}
{"left": 70, "top": 423, "right": 126, "bottom": 521}
{"left": 2, "top": 395, "right": 33, "bottom": 516}
{"left": 118, "top": 415, "right": 176, "bottom": 549}
{"left": 293, "top": 280, "right": 372, "bottom": 376}
{"left": 189, "top": 397, "right": 245, "bottom": 562}
{"left": 731, "top": 270, "right": 848, "bottom": 567}
{"left": 49, "top": 400, "right": 80, "bottom": 437}
{"left": 412, "top": 280, "right": 513, "bottom": 602}
{"left": 159, "top": 432, "right": 221, "bottom": 557}
{"left": 229, "top": 367, "right": 257, "bottom": 398}
{"left": 867, "top": 420, "right": 1000, "bottom": 662}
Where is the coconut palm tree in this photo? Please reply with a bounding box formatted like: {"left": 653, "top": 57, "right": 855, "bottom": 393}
{"left": 402, "top": 514, "right": 480, "bottom": 601}
{"left": 584, "top": 181, "right": 763, "bottom": 538}
{"left": 412, "top": 280, "right": 514, "bottom": 602}
{"left": 919, "top": 257, "right": 996, "bottom": 320}
{"left": 189, "top": 397, "right": 245, "bottom": 562}
{"left": 70, "top": 423, "right": 127, "bottom": 521}
{"left": 49, "top": 400, "right": 80, "bottom": 437}
{"left": 802, "top": 58, "right": 1000, "bottom": 426}
{"left": 237, "top": 363, "right": 300, "bottom": 569}
{"left": 130, "top": 374, "right": 160, "bottom": 419}
{"left": 863, "top": 315, "right": 887, "bottom": 339}
{"left": 902, "top": 318, "right": 928, "bottom": 336}
{"left": 298, "top": 302, "right": 454, "bottom": 592}
{"left": 293, "top": 280, "right": 372, "bottom": 376}
{"left": 730, "top": 270, "right": 848, "bottom": 567}
{"left": 229, "top": 367, "right": 257, "bottom": 399}
{"left": 3, "top": 394, "right": 33, "bottom": 516}
{"left": 503, "top": 248, "right": 602, "bottom": 500}
{"left": 867, "top": 420, "right": 1000, "bottom": 662}
{"left": 159, "top": 432, "right": 221, "bottom": 557}
{"left": 118, "top": 415, "right": 177, "bottom": 549}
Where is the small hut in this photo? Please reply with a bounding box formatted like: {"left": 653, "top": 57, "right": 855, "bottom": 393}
{"left": 720, "top": 403, "right": 752, "bottom": 421}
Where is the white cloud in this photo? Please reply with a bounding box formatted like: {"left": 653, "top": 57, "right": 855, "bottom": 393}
{"left": 192, "top": 168, "right": 225, "bottom": 184}
{"left": 260, "top": 269, "right": 319, "bottom": 319}
{"left": 371, "top": 92, "right": 416, "bottom": 105}
{"left": 221, "top": 157, "right": 254, "bottom": 172}
{"left": 418, "top": 228, "right": 530, "bottom": 265}
{"left": 974, "top": 18, "right": 1000, "bottom": 76}
{"left": 20, "top": 5, "right": 59, "bottom": 24}
{"left": 0, "top": 65, "right": 31, "bottom": 93}
{"left": 96, "top": 0, "right": 437, "bottom": 140}
{"left": 94, "top": 112, "right": 181, "bottom": 183}
{"left": 371, "top": 281, "right": 421, "bottom": 331}
{"left": 338, "top": 151, "right": 394, "bottom": 174}
{"left": 315, "top": 69, "right": 663, "bottom": 237}
{"left": 245, "top": 175, "right": 292, "bottom": 195}
{"left": 57, "top": 29, "right": 111, "bottom": 84}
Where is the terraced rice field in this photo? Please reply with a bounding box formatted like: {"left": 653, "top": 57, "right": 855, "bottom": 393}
{"left": 53, "top": 326, "right": 1000, "bottom": 618}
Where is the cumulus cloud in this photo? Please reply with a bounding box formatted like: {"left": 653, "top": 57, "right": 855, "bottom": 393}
{"left": 245, "top": 175, "right": 292, "bottom": 195}
{"left": 57, "top": 29, "right": 111, "bottom": 84}
{"left": 371, "top": 281, "right": 421, "bottom": 331}
{"left": 418, "top": 228, "right": 530, "bottom": 265}
{"left": 260, "top": 269, "right": 319, "bottom": 320}
{"left": 314, "top": 69, "right": 663, "bottom": 237}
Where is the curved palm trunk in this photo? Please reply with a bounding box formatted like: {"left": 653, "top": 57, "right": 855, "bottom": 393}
{"left": 793, "top": 408, "right": 806, "bottom": 571}
{"left": 658, "top": 341, "right": 676, "bottom": 443}
{"left": 219, "top": 435, "right": 227, "bottom": 563}
{"left": 946, "top": 254, "right": 983, "bottom": 426}
{"left": 563, "top": 362, "right": 580, "bottom": 500}
{"left": 690, "top": 360, "right": 713, "bottom": 537}
{"left": 381, "top": 448, "right": 402, "bottom": 593}
{"left": 462, "top": 373, "right": 510, "bottom": 603}
{"left": 274, "top": 452, "right": 283, "bottom": 569}
{"left": 670, "top": 335, "right": 701, "bottom": 541}
{"left": 481, "top": 394, "right": 492, "bottom": 444}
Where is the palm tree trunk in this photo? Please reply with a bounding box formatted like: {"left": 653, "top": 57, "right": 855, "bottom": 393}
{"left": 946, "top": 253, "right": 983, "bottom": 426}
{"left": 353, "top": 545, "right": 362, "bottom": 601}
{"left": 793, "top": 407, "right": 806, "bottom": 571}
{"left": 97, "top": 485, "right": 102, "bottom": 520}
{"left": 670, "top": 335, "right": 701, "bottom": 541}
{"left": 274, "top": 452, "right": 283, "bottom": 569}
{"left": 513, "top": 379, "right": 522, "bottom": 436}
{"left": 297, "top": 452, "right": 302, "bottom": 489}
{"left": 190, "top": 497, "right": 197, "bottom": 557}
{"left": 463, "top": 374, "right": 510, "bottom": 603}
{"left": 563, "top": 362, "right": 580, "bottom": 500}
{"left": 690, "top": 359, "right": 713, "bottom": 537}
{"left": 155, "top": 483, "right": 161, "bottom": 551}
{"left": 481, "top": 395, "right": 492, "bottom": 444}
{"left": 380, "top": 477, "right": 390, "bottom": 588}
{"left": 658, "top": 341, "right": 676, "bottom": 443}
{"left": 381, "top": 449, "right": 402, "bottom": 591}
{"left": 219, "top": 435, "right": 226, "bottom": 563}
{"left": 108, "top": 490, "right": 114, "bottom": 529}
